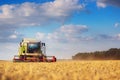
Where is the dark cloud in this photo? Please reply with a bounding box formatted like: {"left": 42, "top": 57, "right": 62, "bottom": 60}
{"left": 98, "top": 34, "right": 113, "bottom": 40}
{"left": 97, "top": 0, "right": 120, "bottom": 7}
{"left": 97, "top": 34, "right": 120, "bottom": 41}
{"left": 104, "top": 0, "right": 120, "bottom": 7}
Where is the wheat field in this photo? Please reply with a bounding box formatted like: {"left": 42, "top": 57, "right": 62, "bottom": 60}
{"left": 0, "top": 60, "right": 120, "bottom": 80}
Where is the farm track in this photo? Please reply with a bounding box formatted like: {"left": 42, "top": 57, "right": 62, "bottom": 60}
{"left": 0, "top": 60, "right": 120, "bottom": 80}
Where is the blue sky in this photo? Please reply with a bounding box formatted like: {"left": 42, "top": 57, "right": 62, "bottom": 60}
{"left": 0, "top": 0, "right": 54, "bottom": 5}
{"left": 0, "top": 0, "right": 120, "bottom": 60}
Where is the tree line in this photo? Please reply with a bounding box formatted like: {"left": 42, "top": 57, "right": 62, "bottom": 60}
{"left": 72, "top": 48, "right": 120, "bottom": 60}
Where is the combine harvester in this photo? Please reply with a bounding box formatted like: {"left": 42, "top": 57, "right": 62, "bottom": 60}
{"left": 13, "top": 38, "right": 56, "bottom": 62}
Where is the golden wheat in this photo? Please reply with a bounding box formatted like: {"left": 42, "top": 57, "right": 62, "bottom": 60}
{"left": 0, "top": 60, "right": 120, "bottom": 80}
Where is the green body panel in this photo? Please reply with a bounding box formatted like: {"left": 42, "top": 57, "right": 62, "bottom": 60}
{"left": 19, "top": 45, "right": 27, "bottom": 56}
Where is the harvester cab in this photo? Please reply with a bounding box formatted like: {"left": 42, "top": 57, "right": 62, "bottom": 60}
{"left": 13, "top": 38, "right": 56, "bottom": 62}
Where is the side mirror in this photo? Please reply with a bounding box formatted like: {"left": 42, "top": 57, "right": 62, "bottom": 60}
{"left": 20, "top": 42, "right": 22, "bottom": 47}
{"left": 42, "top": 43, "right": 45, "bottom": 46}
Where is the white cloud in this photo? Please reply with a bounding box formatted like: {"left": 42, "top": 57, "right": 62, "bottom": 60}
{"left": 47, "top": 28, "right": 120, "bottom": 42}
{"left": 114, "top": 22, "right": 120, "bottom": 27}
{"left": 41, "top": 0, "right": 83, "bottom": 17}
{"left": 45, "top": 24, "right": 89, "bottom": 42}
{"left": 0, "top": 5, "right": 14, "bottom": 18}
{"left": 35, "top": 32, "right": 45, "bottom": 40}
{"left": 97, "top": 1, "right": 106, "bottom": 8}
{"left": 60, "top": 24, "right": 87, "bottom": 34}
{"left": 9, "top": 34, "right": 17, "bottom": 39}
{"left": 0, "top": 0, "right": 84, "bottom": 25}
{"left": 115, "top": 34, "right": 120, "bottom": 40}
{"left": 0, "top": 0, "right": 84, "bottom": 42}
